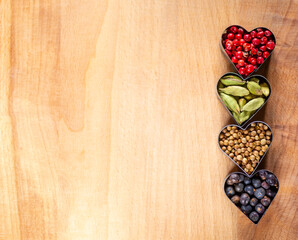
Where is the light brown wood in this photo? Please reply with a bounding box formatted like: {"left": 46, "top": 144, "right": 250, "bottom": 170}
{"left": 1, "top": 0, "right": 297, "bottom": 239}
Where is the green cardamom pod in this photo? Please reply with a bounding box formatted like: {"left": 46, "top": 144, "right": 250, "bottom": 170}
{"left": 238, "top": 98, "right": 247, "bottom": 110}
{"left": 218, "top": 81, "right": 225, "bottom": 89}
{"left": 244, "top": 93, "right": 257, "bottom": 100}
{"left": 239, "top": 111, "right": 254, "bottom": 124}
{"left": 242, "top": 97, "right": 265, "bottom": 111}
{"left": 220, "top": 76, "right": 245, "bottom": 86}
{"left": 250, "top": 77, "right": 260, "bottom": 84}
{"left": 222, "top": 74, "right": 242, "bottom": 80}
{"left": 247, "top": 81, "right": 263, "bottom": 95}
{"left": 219, "top": 86, "right": 250, "bottom": 97}
{"left": 220, "top": 93, "right": 240, "bottom": 114}
{"left": 260, "top": 82, "right": 270, "bottom": 97}
{"left": 233, "top": 112, "right": 241, "bottom": 124}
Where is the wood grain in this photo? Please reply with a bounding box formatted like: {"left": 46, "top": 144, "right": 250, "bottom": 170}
{"left": 1, "top": 0, "right": 297, "bottom": 239}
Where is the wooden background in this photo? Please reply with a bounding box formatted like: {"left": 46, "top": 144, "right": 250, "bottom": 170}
{"left": 1, "top": 0, "right": 297, "bottom": 239}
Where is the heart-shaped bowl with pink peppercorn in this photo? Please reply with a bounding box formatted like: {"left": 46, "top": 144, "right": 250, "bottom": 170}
{"left": 224, "top": 170, "right": 279, "bottom": 224}
{"left": 221, "top": 25, "right": 276, "bottom": 79}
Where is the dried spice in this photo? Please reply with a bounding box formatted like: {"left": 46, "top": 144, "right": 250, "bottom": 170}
{"left": 219, "top": 86, "right": 250, "bottom": 97}
{"left": 218, "top": 75, "right": 270, "bottom": 124}
{"left": 219, "top": 122, "right": 272, "bottom": 175}
{"left": 220, "top": 93, "right": 240, "bottom": 114}
{"left": 242, "top": 98, "right": 265, "bottom": 111}
{"left": 220, "top": 75, "right": 246, "bottom": 86}
{"left": 247, "top": 81, "right": 263, "bottom": 95}
{"left": 224, "top": 171, "right": 279, "bottom": 223}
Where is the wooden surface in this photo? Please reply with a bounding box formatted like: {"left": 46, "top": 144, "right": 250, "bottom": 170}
{"left": 1, "top": 0, "right": 297, "bottom": 239}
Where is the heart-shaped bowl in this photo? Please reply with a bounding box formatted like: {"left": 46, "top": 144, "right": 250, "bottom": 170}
{"left": 218, "top": 121, "right": 273, "bottom": 177}
{"left": 220, "top": 25, "right": 276, "bottom": 79}
{"left": 224, "top": 170, "right": 279, "bottom": 224}
{"left": 217, "top": 72, "right": 271, "bottom": 126}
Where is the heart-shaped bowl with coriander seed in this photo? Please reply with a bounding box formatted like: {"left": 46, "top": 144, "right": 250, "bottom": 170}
{"left": 220, "top": 25, "right": 276, "bottom": 79}
{"left": 218, "top": 121, "right": 273, "bottom": 177}
{"left": 224, "top": 170, "right": 279, "bottom": 224}
{"left": 216, "top": 72, "right": 271, "bottom": 126}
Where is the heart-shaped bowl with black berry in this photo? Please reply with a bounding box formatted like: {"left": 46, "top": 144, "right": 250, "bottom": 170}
{"left": 224, "top": 170, "right": 279, "bottom": 224}
{"left": 220, "top": 25, "right": 276, "bottom": 79}
{"left": 218, "top": 121, "right": 273, "bottom": 177}
{"left": 217, "top": 72, "right": 271, "bottom": 126}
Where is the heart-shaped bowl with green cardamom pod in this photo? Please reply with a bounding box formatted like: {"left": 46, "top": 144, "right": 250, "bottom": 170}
{"left": 216, "top": 72, "right": 271, "bottom": 126}
{"left": 218, "top": 121, "right": 273, "bottom": 177}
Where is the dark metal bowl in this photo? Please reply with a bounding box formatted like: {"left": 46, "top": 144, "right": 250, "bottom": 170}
{"left": 220, "top": 25, "right": 276, "bottom": 79}
{"left": 223, "top": 170, "right": 279, "bottom": 224}
{"left": 216, "top": 72, "right": 271, "bottom": 127}
{"left": 218, "top": 121, "right": 273, "bottom": 177}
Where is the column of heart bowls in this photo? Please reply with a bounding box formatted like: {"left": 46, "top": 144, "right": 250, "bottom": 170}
{"left": 217, "top": 25, "right": 279, "bottom": 224}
